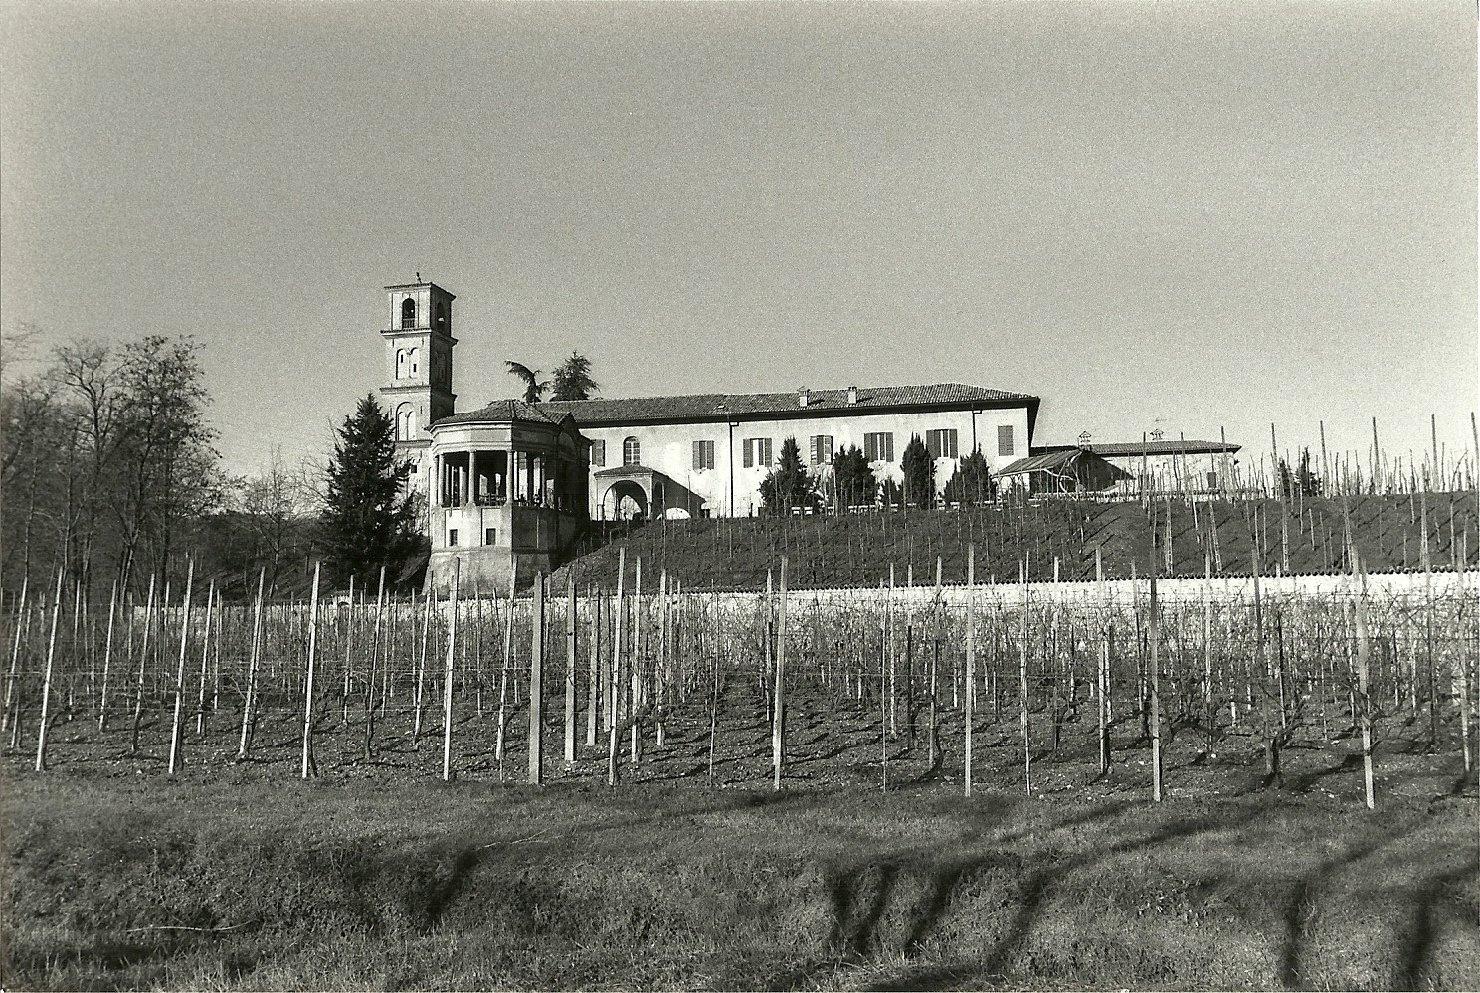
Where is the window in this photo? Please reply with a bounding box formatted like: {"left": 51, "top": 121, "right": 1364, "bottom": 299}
{"left": 395, "top": 347, "right": 419, "bottom": 380}
{"left": 590, "top": 439, "right": 606, "bottom": 467}
{"left": 484, "top": 528, "right": 496, "bottom": 546}
{"left": 863, "top": 432, "right": 894, "bottom": 462}
{"left": 926, "top": 428, "right": 959, "bottom": 459}
{"left": 435, "top": 302, "right": 448, "bottom": 332}
{"left": 810, "top": 435, "right": 834, "bottom": 465}
{"left": 692, "top": 439, "right": 715, "bottom": 471}
{"left": 395, "top": 403, "right": 416, "bottom": 441}
{"left": 997, "top": 425, "right": 1016, "bottom": 457}
{"left": 1206, "top": 471, "right": 1218, "bottom": 490}
{"left": 401, "top": 297, "right": 417, "bottom": 329}
{"left": 623, "top": 436, "right": 641, "bottom": 465}
{"left": 743, "top": 437, "right": 773, "bottom": 468}
{"left": 447, "top": 528, "right": 459, "bottom": 547}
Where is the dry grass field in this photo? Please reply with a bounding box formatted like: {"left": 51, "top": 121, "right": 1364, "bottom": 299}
{"left": 5, "top": 683, "right": 1478, "bottom": 991}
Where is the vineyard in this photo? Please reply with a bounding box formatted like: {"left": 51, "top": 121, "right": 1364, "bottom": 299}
{"left": 7, "top": 494, "right": 1479, "bottom": 989}
{"left": 5, "top": 528, "right": 1476, "bottom": 810}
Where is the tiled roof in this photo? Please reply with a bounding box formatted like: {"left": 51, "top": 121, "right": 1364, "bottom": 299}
{"left": 1035, "top": 440, "right": 1240, "bottom": 457}
{"left": 592, "top": 463, "right": 661, "bottom": 478}
{"left": 433, "top": 399, "right": 562, "bottom": 427}
{"left": 535, "top": 383, "right": 1037, "bottom": 426}
{"left": 1089, "top": 440, "right": 1239, "bottom": 456}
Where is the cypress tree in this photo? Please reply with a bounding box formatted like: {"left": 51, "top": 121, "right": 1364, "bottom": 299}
{"left": 760, "top": 438, "right": 816, "bottom": 515}
{"left": 901, "top": 434, "right": 936, "bottom": 509}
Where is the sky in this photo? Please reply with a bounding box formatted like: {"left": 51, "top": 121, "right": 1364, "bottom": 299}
{"left": 2, "top": 0, "right": 1475, "bottom": 483}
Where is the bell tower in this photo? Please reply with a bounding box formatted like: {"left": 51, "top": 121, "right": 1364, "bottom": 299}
{"left": 379, "top": 277, "right": 457, "bottom": 494}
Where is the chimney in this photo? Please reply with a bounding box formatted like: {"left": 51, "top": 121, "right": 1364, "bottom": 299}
{"left": 798, "top": 387, "right": 810, "bottom": 408}
{"left": 846, "top": 385, "right": 858, "bottom": 405}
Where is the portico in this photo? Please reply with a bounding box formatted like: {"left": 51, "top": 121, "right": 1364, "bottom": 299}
{"left": 426, "top": 400, "right": 590, "bottom": 593}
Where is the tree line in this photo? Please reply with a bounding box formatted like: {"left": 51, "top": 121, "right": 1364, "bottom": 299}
{"left": 1, "top": 333, "right": 611, "bottom": 600}
{"left": 760, "top": 436, "right": 997, "bottom": 516}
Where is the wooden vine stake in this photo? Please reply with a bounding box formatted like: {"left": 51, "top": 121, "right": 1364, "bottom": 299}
{"left": 1097, "top": 547, "right": 1111, "bottom": 775}
{"left": 1019, "top": 559, "right": 1031, "bottom": 793}
{"left": 413, "top": 587, "right": 431, "bottom": 742}
{"left": 195, "top": 582, "right": 216, "bottom": 737}
{"left": 132, "top": 573, "right": 157, "bottom": 757}
{"left": 631, "top": 557, "right": 643, "bottom": 763}
{"left": 964, "top": 543, "right": 975, "bottom": 798}
{"left": 1351, "top": 545, "right": 1376, "bottom": 810}
{"left": 300, "top": 560, "right": 321, "bottom": 779}
{"left": 772, "top": 555, "right": 788, "bottom": 791}
{"left": 237, "top": 568, "right": 266, "bottom": 760}
{"left": 34, "top": 568, "right": 64, "bottom": 772}
{"left": 96, "top": 579, "right": 113, "bottom": 732}
{"left": 1149, "top": 550, "right": 1163, "bottom": 802}
{"left": 1456, "top": 533, "right": 1472, "bottom": 774}
{"left": 4, "top": 576, "right": 29, "bottom": 739}
{"left": 167, "top": 559, "right": 196, "bottom": 775}
{"left": 442, "top": 559, "right": 460, "bottom": 782}
{"left": 587, "top": 584, "right": 600, "bottom": 748}
{"left": 608, "top": 547, "right": 626, "bottom": 787}
{"left": 529, "top": 571, "right": 545, "bottom": 785}
{"left": 496, "top": 562, "right": 516, "bottom": 764}
{"left": 565, "top": 575, "right": 577, "bottom": 766}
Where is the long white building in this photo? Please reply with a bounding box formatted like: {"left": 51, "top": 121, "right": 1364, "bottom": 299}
{"left": 532, "top": 384, "right": 1039, "bottom": 519}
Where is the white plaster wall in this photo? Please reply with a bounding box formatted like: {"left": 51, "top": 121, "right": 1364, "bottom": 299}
{"left": 579, "top": 403, "right": 1031, "bottom": 517}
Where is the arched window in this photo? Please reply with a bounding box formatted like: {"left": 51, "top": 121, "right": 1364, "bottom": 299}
{"left": 395, "top": 348, "right": 409, "bottom": 380}
{"left": 623, "top": 436, "right": 641, "bottom": 465}
{"left": 406, "top": 347, "right": 419, "bottom": 378}
{"left": 396, "top": 404, "right": 416, "bottom": 441}
{"left": 435, "top": 302, "right": 448, "bottom": 331}
{"left": 401, "top": 297, "right": 417, "bottom": 329}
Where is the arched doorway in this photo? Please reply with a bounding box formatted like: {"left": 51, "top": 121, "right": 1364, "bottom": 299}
{"left": 603, "top": 480, "right": 648, "bottom": 520}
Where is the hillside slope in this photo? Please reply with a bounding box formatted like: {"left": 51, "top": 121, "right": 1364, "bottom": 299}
{"left": 554, "top": 493, "right": 1479, "bottom": 591}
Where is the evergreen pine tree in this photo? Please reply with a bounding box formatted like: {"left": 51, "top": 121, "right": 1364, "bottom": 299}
{"left": 551, "top": 352, "right": 599, "bottom": 401}
{"left": 322, "top": 394, "right": 422, "bottom": 585}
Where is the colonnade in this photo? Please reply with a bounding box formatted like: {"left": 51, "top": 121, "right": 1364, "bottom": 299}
{"left": 434, "top": 448, "right": 574, "bottom": 510}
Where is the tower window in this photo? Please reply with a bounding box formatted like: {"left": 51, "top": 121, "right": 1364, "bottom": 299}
{"left": 395, "top": 347, "right": 419, "bottom": 380}
{"left": 435, "top": 301, "right": 448, "bottom": 331}
{"left": 623, "top": 436, "right": 641, "bottom": 465}
{"left": 401, "top": 297, "right": 417, "bottom": 329}
{"left": 396, "top": 403, "right": 416, "bottom": 441}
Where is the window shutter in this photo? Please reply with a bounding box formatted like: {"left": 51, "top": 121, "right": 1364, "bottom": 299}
{"left": 998, "top": 425, "right": 1015, "bottom": 457}
{"left": 692, "top": 441, "right": 702, "bottom": 471}
{"left": 743, "top": 440, "right": 754, "bottom": 468}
